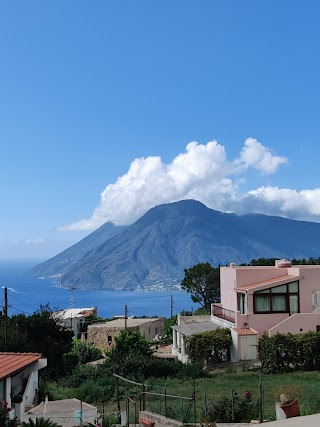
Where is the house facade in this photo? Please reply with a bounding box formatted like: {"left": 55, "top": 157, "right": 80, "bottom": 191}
{"left": 211, "top": 260, "right": 320, "bottom": 361}
{"left": 87, "top": 317, "right": 165, "bottom": 352}
{"left": 0, "top": 352, "right": 47, "bottom": 422}
{"left": 172, "top": 260, "right": 320, "bottom": 363}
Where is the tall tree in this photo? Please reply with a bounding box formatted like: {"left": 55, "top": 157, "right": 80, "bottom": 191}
{"left": 180, "top": 262, "right": 220, "bottom": 311}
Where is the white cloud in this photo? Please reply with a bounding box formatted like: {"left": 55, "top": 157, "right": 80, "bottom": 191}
{"left": 25, "top": 238, "right": 45, "bottom": 245}
{"left": 59, "top": 137, "right": 293, "bottom": 231}
{"left": 237, "top": 186, "right": 320, "bottom": 221}
{"left": 236, "top": 137, "right": 288, "bottom": 174}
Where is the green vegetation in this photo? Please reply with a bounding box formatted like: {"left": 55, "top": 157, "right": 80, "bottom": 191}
{"left": 67, "top": 339, "right": 103, "bottom": 365}
{"left": 0, "top": 304, "right": 73, "bottom": 379}
{"left": 21, "top": 418, "right": 61, "bottom": 427}
{"left": 0, "top": 402, "right": 16, "bottom": 427}
{"left": 180, "top": 262, "right": 220, "bottom": 311}
{"left": 186, "top": 329, "right": 231, "bottom": 364}
{"left": 259, "top": 332, "right": 320, "bottom": 373}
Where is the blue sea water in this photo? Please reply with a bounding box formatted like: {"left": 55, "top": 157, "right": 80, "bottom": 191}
{"left": 0, "top": 260, "right": 198, "bottom": 318}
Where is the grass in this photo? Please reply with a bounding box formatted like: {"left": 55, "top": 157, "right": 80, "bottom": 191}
{"left": 144, "top": 370, "right": 320, "bottom": 421}
{"left": 47, "top": 369, "right": 320, "bottom": 422}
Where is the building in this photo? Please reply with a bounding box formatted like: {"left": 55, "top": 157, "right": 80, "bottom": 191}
{"left": 173, "top": 260, "right": 320, "bottom": 363}
{"left": 87, "top": 317, "right": 165, "bottom": 352}
{"left": 0, "top": 352, "right": 47, "bottom": 422}
{"left": 54, "top": 307, "right": 97, "bottom": 338}
{"left": 172, "top": 315, "right": 219, "bottom": 363}
{"left": 24, "top": 397, "right": 99, "bottom": 427}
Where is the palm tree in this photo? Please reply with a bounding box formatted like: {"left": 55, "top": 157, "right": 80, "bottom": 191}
{"left": 21, "top": 418, "right": 61, "bottom": 427}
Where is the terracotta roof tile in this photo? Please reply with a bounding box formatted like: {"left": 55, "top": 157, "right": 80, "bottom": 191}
{"left": 234, "top": 328, "right": 257, "bottom": 336}
{"left": 236, "top": 274, "right": 301, "bottom": 291}
{"left": 0, "top": 352, "right": 43, "bottom": 379}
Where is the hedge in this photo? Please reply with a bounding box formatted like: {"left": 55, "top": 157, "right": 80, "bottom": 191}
{"left": 258, "top": 332, "right": 320, "bottom": 373}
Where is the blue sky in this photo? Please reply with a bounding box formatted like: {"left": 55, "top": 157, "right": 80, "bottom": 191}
{"left": 1, "top": 1, "right": 320, "bottom": 259}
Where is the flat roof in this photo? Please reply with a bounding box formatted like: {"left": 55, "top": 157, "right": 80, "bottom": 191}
{"left": 172, "top": 321, "right": 219, "bottom": 336}
{"left": 54, "top": 307, "right": 96, "bottom": 319}
{"left": 26, "top": 398, "right": 97, "bottom": 414}
{"left": 89, "top": 317, "right": 162, "bottom": 329}
{"left": 0, "top": 353, "right": 43, "bottom": 379}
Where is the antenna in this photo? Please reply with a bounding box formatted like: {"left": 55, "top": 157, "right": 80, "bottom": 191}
{"left": 69, "top": 285, "right": 76, "bottom": 308}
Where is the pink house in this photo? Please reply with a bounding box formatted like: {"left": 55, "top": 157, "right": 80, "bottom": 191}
{"left": 212, "top": 260, "right": 320, "bottom": 362}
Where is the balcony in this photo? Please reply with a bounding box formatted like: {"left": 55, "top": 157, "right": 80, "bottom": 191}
{"left": 211, "top": 304, "right": 235, "bottom": 323}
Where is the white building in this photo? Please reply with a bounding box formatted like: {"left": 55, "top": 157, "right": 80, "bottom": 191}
{"left": 0, "top": 352, "right": 47, "bottom": 422}
{"left": 54, "top": 307, "right": 97, "bottom": 337}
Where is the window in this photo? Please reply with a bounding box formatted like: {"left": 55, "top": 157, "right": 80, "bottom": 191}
{"left": 254, "top": 281, "right": 299, "bottom": 314}
{"left": 238, "top": 293, "right": 246, "bottom": 314}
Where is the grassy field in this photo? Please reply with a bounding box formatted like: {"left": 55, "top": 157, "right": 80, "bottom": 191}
{"left": 48, "top": 368, "right": 320, "bottom": 422}
{"left": 144, "top": 369, "right": 320, "bottom": 421}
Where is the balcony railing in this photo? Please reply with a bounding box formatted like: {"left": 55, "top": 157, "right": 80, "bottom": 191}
{"left": 211, "top": 304, "right": 235, "bottom": 323}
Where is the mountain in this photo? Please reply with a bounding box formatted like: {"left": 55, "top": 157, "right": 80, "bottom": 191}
{"left": 30, "top": 199, "right": 320, "bottom": 290}
{"left": 29, "top": 222, "right": 126, "bottom": 278}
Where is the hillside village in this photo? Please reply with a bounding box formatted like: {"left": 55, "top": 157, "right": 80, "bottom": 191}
{"left": 2, "top": 259, "right": 320, "bottom": 427}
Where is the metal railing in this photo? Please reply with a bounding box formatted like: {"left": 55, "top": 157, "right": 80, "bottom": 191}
{"left": 211, "top": 304, "right": 235, "bottom": 323}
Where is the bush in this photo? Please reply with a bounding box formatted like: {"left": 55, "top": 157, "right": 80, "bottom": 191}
{"left": 186, "top": 329, "right": 231, "bottom": 364}
{"left": 206, "top": 390, "right": 255, "bottom": 423}
{"left": 258, "top": 332, "right": 320, "bottom": 373}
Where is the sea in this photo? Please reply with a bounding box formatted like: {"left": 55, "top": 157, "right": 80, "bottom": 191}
{"left": 0, "top": 260, "right": 199, "bottom": 319}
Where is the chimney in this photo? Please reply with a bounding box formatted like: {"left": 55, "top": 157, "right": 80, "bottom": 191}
{"left": 230, "top": 263, "right": 236, "bottom": 268}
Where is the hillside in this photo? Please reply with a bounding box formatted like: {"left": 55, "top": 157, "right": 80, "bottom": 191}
{"left": 30, "top": 200, "right": 320, "bottom": 290}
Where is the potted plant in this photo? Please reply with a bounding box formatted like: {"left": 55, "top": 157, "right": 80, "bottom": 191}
{"left": 274, "top": 385, "right": 300, "bottom": 418}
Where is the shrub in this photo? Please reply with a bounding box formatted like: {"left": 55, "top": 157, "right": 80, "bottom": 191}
{"left": 258, "top": 332, "right": 320, "bottom": 373}
{"left": 186, "top": 329, "right": 231, "bottom": 364}
{"left": 206, "top": 390, "right": 255, "bottom": 423}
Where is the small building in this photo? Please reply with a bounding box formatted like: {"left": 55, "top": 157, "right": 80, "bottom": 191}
{"left": 0, "top": 352, "right": 47, "bottom": 422}
{"left": 24, "top": 397, "right": 99, "bottom": 427}
{"left": 54, "top": 307, "right": 97, "bottom": 338}
{"left": 172, "top": 315, "right": 219, "bottom": 363}
{"left": 87, "top": 317, "right": 165, "bottom": 352}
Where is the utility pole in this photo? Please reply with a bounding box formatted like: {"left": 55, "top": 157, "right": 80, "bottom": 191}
{"left": 4, "top": 287, "right": 8, "bottom": 351}
{"left": 170, "top": 294, "right": 173, "bottom": 318}
{"left": 124, "top": 304, "right": 128, "bottom": 330}
{"left": 69, "top": 285, "right": 76, "bottom": 308}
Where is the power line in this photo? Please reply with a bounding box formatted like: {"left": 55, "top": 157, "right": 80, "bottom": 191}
{"left": 8, "top": 293, "right": 39, "bottom": 311}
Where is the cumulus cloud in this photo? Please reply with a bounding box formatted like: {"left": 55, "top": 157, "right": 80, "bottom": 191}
{"left": 236, "top": 138, "right": 288, "bottom": 173}
{"left": 237, "top": 187, "right": 320, "bottom": 222}
{"left": 59, "top": 137, "right": 295, "bottom": 231}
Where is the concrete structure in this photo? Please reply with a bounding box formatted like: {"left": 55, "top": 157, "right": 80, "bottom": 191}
{"left": 0, "top": 352, "right": 47, "bottom": 422}
{"left": 54, "top": 307, "right": 97, "bottom": 338}
{"left": 87, "top": 317, "right": 165, "bottom": 352}
{"left": 24, "top": 397, "right": 98, "bottom": 427}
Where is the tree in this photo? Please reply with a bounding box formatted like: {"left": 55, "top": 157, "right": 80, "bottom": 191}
{"left": 107, "top": 329, "right": 152, "bottom": 362}
{"left": 0, "top": 304, "right": 74, "bottom": 379}
{"left": 180, "top": 263, "right": 220, "bottom": 311}
{"left": 69, "top": 339, "right": 103, "bottom": 364}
